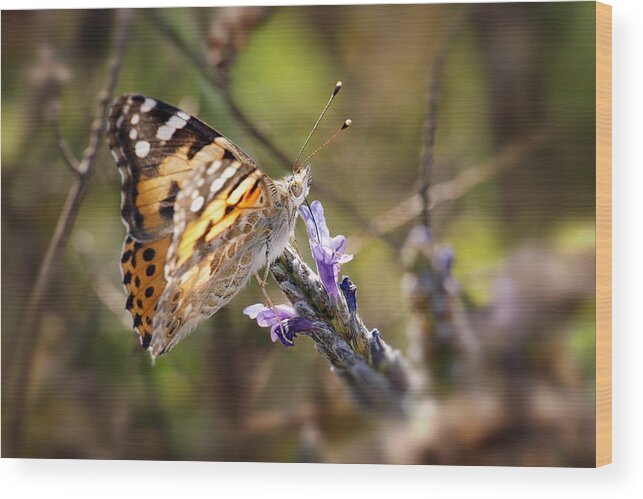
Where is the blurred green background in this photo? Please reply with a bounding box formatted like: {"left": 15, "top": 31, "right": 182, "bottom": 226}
{"left": 2, "top": 3, "right": 596, "bottom": 465}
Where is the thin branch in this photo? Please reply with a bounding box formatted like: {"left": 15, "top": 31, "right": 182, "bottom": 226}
{"left": 5, "top": 10, "right": 132, "bottom": 455}
{"left": 54, "top": 119, "right": 80, "bottom": 172}
{"left": 405, "top": 9, "right": 479, "bottom": 388}
{"left": 419, "top": 10, "right": 468, "bottom": 230}
{"left": 148, "top": 9, "right": 291, "bottom": 166}
{"left": 349, "top": 129, "right": 549, "bottom": 253}
{"left": 419, "top": 53, "right": 440, "bottom": 230}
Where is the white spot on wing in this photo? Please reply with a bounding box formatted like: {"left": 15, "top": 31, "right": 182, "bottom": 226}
{"left": 167, "top": 115, "right": 187, "bottom": 129}
{"left": 115, "top": 115, "right": 124, "bottom": 128}
{"left": 129, "top": 129, "right": 137, "bottom": 140}
{"left": 207, "top": 160, "right": 222, "bottom": 175}
{"left": 156, "top": 125, "right": 175, "bottom": 141}
{"left": 210, "top": 178, "right": 225, "bottom": 193}
{"left": 222, "top": 166, "right": 237, "bottom": 179}
{"left": 140, "top": 98, "right": 156, "bottom": 113}
{"left": 131, "top": 114, "right": 140, "bottom": 125}
{"left": 135, "top": 141, "right": 150, "bottom": 158}
{"left": 177, "top": 111, "right": 190, "bottom": 121}
{"left": 190, "top": 196, "right": 205, "bottom": 212}
{"left": 208, "top": 163, "right": 238, "bottom": 193}
{"left": 110, "top": 149, "right": 119, "bottom": 163}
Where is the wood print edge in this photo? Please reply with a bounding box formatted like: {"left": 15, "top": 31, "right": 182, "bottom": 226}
{"left": 595, "top": 0, "right": 612, "bottom": 468}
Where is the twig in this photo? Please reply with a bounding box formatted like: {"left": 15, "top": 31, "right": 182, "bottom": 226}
{"left": 419, "top": 53, "right": 440, "bottom": 230}
{"left": 54, "top": 117, "right": 80, "bottom": 172}
{"left": 419, "top": 9, "right": 468, "bottom": 230}
{"left": 350, "top": 129, "right": 549, "bottom": 253}
{"left": 148, "top": 9, "right": 291, "bottom": 165}
{"left": 5, "top": 10, "right": 132, "bottom": 455}
{"left": 405, "top": 10, "right": 479, "bottom": 388}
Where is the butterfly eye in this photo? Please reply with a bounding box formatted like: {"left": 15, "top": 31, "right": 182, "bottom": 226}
{"left": 289, "top": 183, "right": 303, "bottom": 198}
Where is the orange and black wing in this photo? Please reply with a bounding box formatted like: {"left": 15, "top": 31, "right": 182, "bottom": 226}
{"left": 107, "top": 94, "right": 260, "bottom": 348}
{"left": 148, "top": 149, "right": 274, "bottom": 358}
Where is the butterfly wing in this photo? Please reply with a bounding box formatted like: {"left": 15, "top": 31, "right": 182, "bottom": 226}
{"left": 108, "top": 94, "right": 268, "bottom": 348}
{"left": 149, "top": 151, "right": 277, "bottom": 358}
{"left": 108, "top": 94, "right": 257, "bottom": 242}
{"left": 119, "top": 234, "right": 170, "bottom": 348}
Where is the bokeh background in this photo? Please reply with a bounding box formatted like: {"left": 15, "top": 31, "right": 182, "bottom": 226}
{"left": 2, "top": 3, "right": 596, "bottom": 465}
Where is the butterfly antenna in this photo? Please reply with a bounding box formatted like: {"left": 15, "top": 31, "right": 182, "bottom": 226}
{"left": 293, "top": 81, "right": 343, "bottom": 171}
{"left": 300, "top": 119, "right": 352, "bottom": 166}
{"left": 303, "top": 198, "right": 323, "bottom": 244}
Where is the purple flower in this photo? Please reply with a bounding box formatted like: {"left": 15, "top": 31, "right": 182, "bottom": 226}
{"left": 299, "top": 201, "right": 353, "bottom": 299}
{"left": 340, "top": 276, "right": 358, "bottom": 314}
{"left": 432, "top": 245, "right": 454, "bottom": 277}
{"left": 243, "top": 303, "right": 313, "bottom": 347}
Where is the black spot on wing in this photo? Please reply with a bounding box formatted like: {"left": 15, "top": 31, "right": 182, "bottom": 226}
{"left": 187, "top": 141, "right": 205, "bottom": 160}
{"left": 159, "top": 205, "right": 174, "bottom": 221}
{"left": 121, "top": 250, "right": 132, "bottom": 264}
{"left": 134, "top": 211, "right": 144, "bottom": 228}
{"left": 158, "top": 180, "right": 180, "bottom": 222}
{"left": 168, "top": 181, "right": 180, "bottom": 197}
{"left": 249, "top": 179, "right": 261, "bottom": 195}
{"left": 133, "top": 314, "right": 143, "bottom": 328}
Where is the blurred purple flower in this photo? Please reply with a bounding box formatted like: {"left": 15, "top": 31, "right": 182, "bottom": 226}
{"left": 243, "top": 303, "right": 313, "bottom": 347}
{"left": 432, "top": 245, "right": 454, "bottom": 277}
{"left": 299, "top": 200, "right": 353, "bottom": 299}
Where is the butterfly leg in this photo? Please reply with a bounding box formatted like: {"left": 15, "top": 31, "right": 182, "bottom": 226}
{"left": 255, "top": 238, "right": 293, "bottom": 345}
{"left": 254, "top": 271, "right": 293, "bottom": 346}
{"left": 290, "top": 235, "right": 303, "bottom": 258}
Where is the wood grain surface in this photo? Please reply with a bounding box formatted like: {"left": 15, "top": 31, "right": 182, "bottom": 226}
{"left": 596, "top": 1, "right": 612, "bottom": 467}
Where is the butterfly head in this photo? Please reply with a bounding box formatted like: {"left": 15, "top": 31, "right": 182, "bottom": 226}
{"left": 286, "top": 164, "right": 312, "bottom": 207}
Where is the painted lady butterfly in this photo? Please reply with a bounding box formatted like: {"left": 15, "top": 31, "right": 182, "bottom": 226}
{"left": 107, "top": 94, "right": 312, "bottom": 359}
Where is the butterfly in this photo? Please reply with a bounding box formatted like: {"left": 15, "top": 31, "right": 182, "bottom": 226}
{"left": 107, "top": 94, "right": 311, "bottom": 359}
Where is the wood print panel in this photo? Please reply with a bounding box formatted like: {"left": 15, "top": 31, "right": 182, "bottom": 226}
{"left": 1, "top": 2, "right": 610, "bottom": 466}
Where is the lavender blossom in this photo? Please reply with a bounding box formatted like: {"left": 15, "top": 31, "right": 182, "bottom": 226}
{"left": 340, "top": 276, "right": 358, "bottom": 314}
{"left": 299, "top": 201, "right": 353, "bottom": 299}
{"left": 243, "top": 303, "right": 313, "bottom": 347}
{"left": 432, "top": 245, "right": 454, "bottom": 277}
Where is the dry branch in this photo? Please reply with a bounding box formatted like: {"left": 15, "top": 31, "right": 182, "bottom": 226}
{"left": 5, "top": 10, "right": 132, "bottom": 455}
{"left": 349, "top": 129, "right": 549, "bottom": 253}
